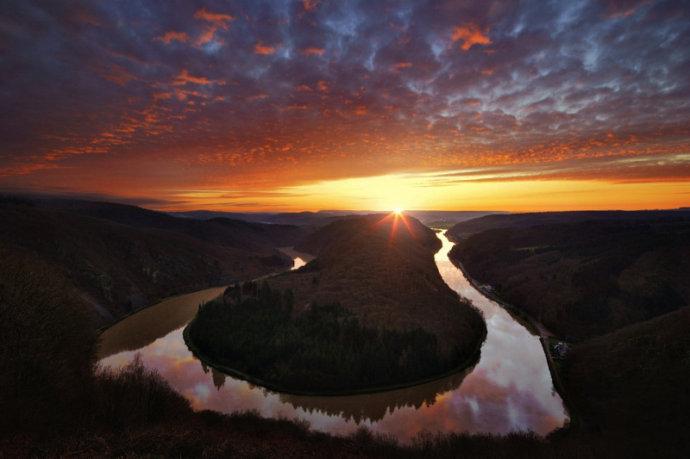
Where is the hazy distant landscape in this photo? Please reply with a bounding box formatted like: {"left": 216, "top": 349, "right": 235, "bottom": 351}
{"left": 2, "top": 0, "right": 690, "bottom": 457}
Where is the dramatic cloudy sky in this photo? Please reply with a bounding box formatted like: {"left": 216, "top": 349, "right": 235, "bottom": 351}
{"left": 1, "top": 0, "right": 689, "bottom": 210}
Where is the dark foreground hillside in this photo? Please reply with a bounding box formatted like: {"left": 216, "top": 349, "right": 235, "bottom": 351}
{"left": 448, "top": 214, "right": 690, "bottom": 340}
{"left": 0, "top": 197, "right": 305, "bottom": 326}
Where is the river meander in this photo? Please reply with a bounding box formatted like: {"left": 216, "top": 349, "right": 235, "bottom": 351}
{"left": 98, "top": 231, "right": 568, "bottom": 442}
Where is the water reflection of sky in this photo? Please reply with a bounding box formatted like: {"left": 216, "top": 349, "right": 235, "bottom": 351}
{"left": 292, "top": 256, "right": 307, "bottom": 270}
{"left": 99, "top": 237, "right": 567, "bottom": 443}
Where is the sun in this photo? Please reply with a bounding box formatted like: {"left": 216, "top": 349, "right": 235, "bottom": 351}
{"left": 393, "top": 206, "right": 404, "bottom": 216}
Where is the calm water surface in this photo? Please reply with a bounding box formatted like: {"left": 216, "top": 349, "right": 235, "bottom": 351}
{"left": 98, "top": 234, "right": 568, "bottom": 442}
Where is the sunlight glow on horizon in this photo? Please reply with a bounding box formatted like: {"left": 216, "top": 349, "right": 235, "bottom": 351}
{"left": 148, "top": 172, "right": 690, "bottom": 212}
{"left": 2, "top": 2, "right": 689, "bottom": 208}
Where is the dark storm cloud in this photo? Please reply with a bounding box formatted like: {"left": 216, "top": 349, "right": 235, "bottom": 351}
{"left": 1, "top": 0, "right": 689, "bottom": 188}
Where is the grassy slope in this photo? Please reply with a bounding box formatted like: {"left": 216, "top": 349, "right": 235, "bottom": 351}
{"left": 268, "top": 214, "right": 486, "bottom": 358}
{"left": 0, "top": 200, "right": 304, "bottom": 326}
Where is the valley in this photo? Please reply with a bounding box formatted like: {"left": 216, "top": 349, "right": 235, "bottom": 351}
{"left": 1, "top": 199, "right": 688, "bottom": 456}
{"left": 0, "top": 197, "right": 305, "bottom": 327}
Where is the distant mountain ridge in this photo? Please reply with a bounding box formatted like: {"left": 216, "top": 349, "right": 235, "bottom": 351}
{"left": 447, "top": 209, "right": 690, "bottom": 239}
{"left": 170, "top": 209, "right": 502, "bottom": 227}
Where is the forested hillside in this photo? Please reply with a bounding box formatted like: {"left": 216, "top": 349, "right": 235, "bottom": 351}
{"left": 448, "top": 215, "right": 690, "bottom": 340}
{"left": 562, "top": 306, "right": 690, "bottom": 445}
{"left": 187, "top": 284, "right": 460, "bottom": 393}
{"left": 186, "top": 213, "right": 486, "bottom": 393}
{"left": 447, "top": 210, "right": 690, "bottom": 240}
{"left": 444, "top": 211, "right": 690, "bottom": 455}
{"left": 0, "top": 197, "right": 307, "bottom": 326}
{"left": 269, "top": 213, "right": 486, "bottom": 358}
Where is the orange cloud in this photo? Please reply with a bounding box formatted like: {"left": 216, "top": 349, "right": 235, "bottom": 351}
{"left": 254, "top": 43, "right": 277, "bottom": 55}
{"left": 193, "top": 8, "right": 234, "bottom": 25}
{"left": 193, "top": 8, "right": 234, "bottom": 46}
{"left": 196, "top": 28, "right": 217, "bottom": 46}
{"left": 173, "top": 69, "right": 212, "bottom": 86}
{"left": 302, "top": 0, "right": 319, "bottom": 12}
{"left": 173, "top": 88, "right": 203, "bottom": 101}
{"left": 153, "top": 92, "right": 173, "bottom": 101}
{"left": 353, "top": 105, "right": 368, "bottom": 116}
{"left": 317, "top": 80, "right": 329, "bottom": 93}
{"left": 451, "top": 23, "right": 492, "bottom": 51}
{"left": 302, "top": 47, "right": 325, "bottom": 56}
{"left": 156, "top": 31, "right": 189, "bottom": 44}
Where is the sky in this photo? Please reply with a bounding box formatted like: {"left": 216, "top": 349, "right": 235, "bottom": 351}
{"left": 1, "top": 0, "right": 690, "bottom": 211}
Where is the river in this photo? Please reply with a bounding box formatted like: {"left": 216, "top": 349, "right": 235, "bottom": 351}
{"left": 98, "top": 231, "right": 568, "bottom": 442}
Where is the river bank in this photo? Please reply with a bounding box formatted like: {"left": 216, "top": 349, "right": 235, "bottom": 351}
{"left": 97, "top": 230, "right": 568, "bottom": 441}
{"left": 444, "top": 240, "right": 579, "bottom": 429}
{"left": 183, "top": 320, "right": 485, "bottom": 397}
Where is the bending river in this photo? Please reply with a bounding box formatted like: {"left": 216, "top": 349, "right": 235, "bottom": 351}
{"left": 98, "top": 232, "right": 568, "bottom": 442}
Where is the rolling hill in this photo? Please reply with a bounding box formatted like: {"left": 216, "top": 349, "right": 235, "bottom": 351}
{"left": 447, "top": 213, "right": 690, "bottom": 340}
{"left": 0, "top": 197, "right": 308, "bottom": 327}
{"left": 446, "top": 210, "right": 690, "bottom": 455}
{"left": 185, "top": 213, "right": 486, "bottom": 392}
{"left": 447, "top": 209, "right": 690, "bottom": 239}
{"left": 269, "top": 213, "right": 486, "bottom": 357}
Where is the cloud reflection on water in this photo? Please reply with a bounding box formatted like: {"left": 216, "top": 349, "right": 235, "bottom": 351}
{"left": 99, "top": 233, "right": 567, "bottom": 442}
